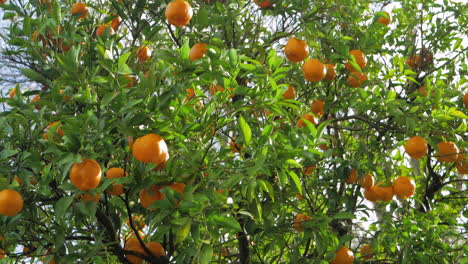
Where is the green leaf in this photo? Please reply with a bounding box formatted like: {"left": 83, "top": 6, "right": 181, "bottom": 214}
{"left": 175, "top": 218, "right": 192, "bottom": 244}
{"left": 101, "top": 92, "right": 120, "bottom": 107}
{"left": 287, "top": 171, "right": 302, "bottom": 195}
{"left": 333, "top": 211, "right": 356, "bottom": 219}
{"left": 208, "top": 215, "right": 242, "bottom": 232}
{"left": 228, "top": 49, "right": 239, "bottom": 67}
{"left": 238, "top": 115, "right": 252, "bottom": 146}
{"left": 55, "top": 196, "right": 74, "bottom": 220}
{"left": 450, "top": 110, "right": 468, "bottom": 119}
{"left": 199, "top": 244, "right": 213, "bottom": 264}
{"left": 197, "top": 7, "right": 209, "bottom": 27}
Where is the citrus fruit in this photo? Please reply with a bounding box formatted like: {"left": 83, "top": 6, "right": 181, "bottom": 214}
{"left": 310, "top": 99, "right": 325, "bottom": 116}
{"left": 363, "top": 186, "right": 378, "bottom": 202}
{"left": 405, "top": 55, "right": 421, "bottom": 70}
{"left": 125, "top": 238, "right": 145, "bottom": 264}
{"left": 347, "top": 168, "right": 357, "bottom": 184}
{"left": 69, "top": 159, "right": 102, "bottom": 191}
{"left": 284, "top": 37, "right": 309, "bottom": 62}
{"left": 106, "top": 168, "right": 126, "bottom": 196}
{"left": 0, "top": 189, "right": 24, "bottom": 216}
{"left": 189, "top": 43, "right": 208, "bottom": 62}
{"left": 373, "top": 184, "right": 394, "bottom": 202}
{"left": 137, "top": 46, "right": 151, "bottom": 63}
{"left": 304, "top": 166, "right": 317, "bottom": 175}
{"left": 165, "top": 0, "right": 193, "bottom": 27}
{"left": 463, "top": 92, "right": 468, "bottom": 107}
{"left": 282, "top": 85, "right": 295, "bottom": 100}
{"left": 297, "top": 113, "right": 317, "bottom": 128}
{"left": 169, "top": 183, "right": 186, "bottom": 196}
{"left": 145, "top": 241, "right": 166, "bottom": 257}
{"left": 79, "top": 193, "right": 101, "bottom": 204}
{"left": 96, "top": 24, "right": 114, "bottom": 36}
{"left": 302, "top": 59, "right": 326, "bottom": 82}
{"left": 376, "top": 11, "right": 391, "bottom": 25}
{"left": 254, "top": 0, "right": 273, "bottom": 8}
{"left": 404, "top": 136, "right": 428, "bottom": 159}
{"left": 325, "top": 64, "right": 337, "bottom": 81}
{"left": 331, "top": 246, "right": 354, "bottom": 264}
{"left": 139, "top": 186, "right": 165, "bottom": 209}
{"left": 293, "top": 214, "right": 311, "bottom": 232}
{"left": 359, "top": 244, "right": 373, "bottom": 260}
{"left": 71, "top": 2, "right": 88, "bottom": 20}
{"left": 392, "top": 176, "right": 416, "bottom": 199}
{"left": 347, "top": 71, "right": 368, "bottom": 88}
{"left": 42, "top": 121, "right": 64, "bottom": 140}
{"left": 436, "top": 141, "right": 459, "bottom": 162}
{"left": 9, "top": 88, "right": 16, "bottom": 98}
{"left": 359, "top": 173, "right": 374, "bottom": 189}
{"left": 132, "top": 133, "right": 169, "bottom": 166}
{"left": 111, "top": 16, "right": 122, "bottom": 31}
{"left": 344, "top": 49, "right": 367, "bottom": 71}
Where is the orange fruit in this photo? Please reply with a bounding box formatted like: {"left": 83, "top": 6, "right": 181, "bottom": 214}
{"left": 31, "top": 94, "right": 41, "bottom": 103}
{"left": 304, "top": 166, "right": 317, "bottom": 175}
{"left": 254, "top": 0, "right": 273, "bottom": 8}
{"left": 282, "top": 85, "right": 295, "bottom": 100}
{"left": 418, "top": 86, "right": 428, "bottom": 96}
{"left": 359, "top": 244, "right": 373, "bottom": 260}
{"left": 132, "top": 133, "right": 169, "bottom": 166}
{"left": 376, "top": 11, "right": 391, "bottom": 25}
{"left": 436, "top": 141, "right": 459, "bottom": 162}
{"left": 124, "top": 74, "right": 137, "bottom": 88}
{"left": 347, "top": 168, "right": 357, "bottom": 184}
{"left": 373, "top": 184, "right": 394, "bottom": 202}
{"left": 111, "top": 16, "right": 122, "bottom": 31}
{"left": 79, "top": 193, "right": 101, "bottom": 204}
{"left": 106, "top": 168, "right": 126, "bottom": 196}
{"left": 229, "top": 140, "right": 242, "bottom": 153}
{"left": 347, "top": 72, "right": 368, "bottom": 88}
{"left": 69, "top": 159, "right": 102, "bottom": 191}
{"left": 189, "top": 43, "right": 208, "bottom": 62}
{"left": 310, "top": 99, "right": 325, "bottom": 116}
{"left": 331, "top": 246, "right": 354, "bottom": 264}
{"left": 165, "top": 0, "right": 193, "bottom": 27}
{"left": 363, "top": 186, "right": 379, "bottom": 202}
{"left": 359, "top": 173, "right": 374, "bottom": 189}
{"left": 404, "top": 136, "right": 428, "bottom": 160}
{"left": 292, "top": 214, "right": 311, "bottom": 232}
{"left": 71, "top": 2, "right": 88, "bottom": 20}
{"left": 145, "top": 241, "right": 166, "bottom": 257}
{"left": 125, "top": 238, "right": 145, "bottom": 264}
{"left": 42, "top": 121, "right": 65, "bottom": 140}
{"left": 0, "top": 249, "right": 4, "bottom": 259}
{"left": 344, "top": 49, "right": 367, "bottom": 71}
{"left": 96, "top": 24, "right": 114, "bottom": 36}
{"left": 0, "top": 0, "right": 6, "bottom": 4}
{"left": 284, "top": 37, "right": 309, "bottom": 63}
{"left": 137, "top": 46, "right": 151, "bottom": 63}
{"left": 405, "top": 55, "right": 421, "bottom": 70}
{"left": 302, "top": 59, "right": 326, "bottom": 82}
{"left": 392, "top": 176, "right": 416, "bottom": 199}
{"left": 139, "top": 186, "right": 165, "bottom": 209}
{"left": 0, "top": 189, "right": 24, "bottom": 216}
{"left": 13, "top": 175, "right": 22, "bottom": 185}
{"left": 126, "top": 215, "right": 146, "bottom": 230}
{"left": 9, "top": 88, "right": 16, "bottom": 98}
{"left": 455, "top": 154, "right": 468, "bottom": 174}
{"left": 463, "top": 92, "right": 468, "bottom": 107}
{"left": 170, "top": 183, "right": 186, "bottom": 196}
{"left": 184, "top": 88, "right": 195, "bottom": 103}
{"left": 297, "top": 113, "right": 317, "bottom": 128}
{"left": 325, "top": 64, "right": 337, "bottom": 81}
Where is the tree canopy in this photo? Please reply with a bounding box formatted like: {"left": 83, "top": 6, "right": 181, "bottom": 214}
{"left": 0, "top": 0, "right": 467, "bottom": 263}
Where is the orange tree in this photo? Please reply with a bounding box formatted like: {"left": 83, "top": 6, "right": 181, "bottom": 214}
{"left": 0, "top": 0, "right": 467, "bottom": 263}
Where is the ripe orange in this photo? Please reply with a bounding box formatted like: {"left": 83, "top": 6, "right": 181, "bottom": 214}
{"left": 106, "top": 167, "right": 126, "bottom": 196}
{"left": 145, "top": 241, "right": 166, "bottom": 257}
{"left": 359, "top": 244, "right": 373, "bottom": 260}
{"left": 282, "top": 85, "right": 295, "bottom": 100}
{"left": 302, "top": 59, "right": 326, "bottom": 82}
{"left": 126, "top": 215, "right": 146, "bottom": 230}
{"left": 405, "top": 55, "right": 421, "bottom": 70}
{"left": 359, "top": 173, "right": 374, "bottom": 189}
{"left": 392, "top": 176, "right": 416, "bottom": 199}
{"left": 293, "top": 214, "right": 311, "bottom": 232}
{"left": 254, "top": 0, "right": 273, "bottom": 8}
{"left": 111, "top": 16, "right": 122, "bottom": 31}
{"left": 363, "top": 186, "right": 378, "bottom": 202}
{"left": 125, "top": 238, "right": 145, "bottom": 264}
{"left": 189, "top": 43, "right": 208, "bottom": 62}
{"left": 0, "top": 0, "right": 6, "bottom": 5}
{"left": 347, "top": 72, "right": 368, "bottom": 88}
{"left": 96, "top": 24, "right": 114, "bottom": 36}
{"left": 229, "top": 140, "right": 242, "bottom": 153}
{"left": 124, "top": 74, "right": 137, "bottom": 88}
{"left": 310, "top": 99, "right": 325, "bottom": 116}
{"left": 170, "top": 182, "right": 186, "bottom": 196}
{"left": 9, "top": 88, "right": 16, "bottom": 98}
{"left": 325, "top": 64, "right": 337, "bottom": 81}
{"left": 0, "top": 189, "right": 24, "bottom": 216}
{"left": 184, "top": 88, "right": 195, "bottom": 103}
{"left": 69, "top": 159, "right": 102, "bottom": 191}
{"left": 436, "top": 141, "right": 459, "bottom": 162}
{"left": 463, "top": 92, "right": 468, "bottom": 107}
{"left": 132, "top": 133, "right": 169, "bottom": 166}
{"left": 31, "top": 94, "right": 41, "bottom": 104}
{"left": 347, "top": 168, "right": 357, "bottom": 184}
{"left": 404, "top": 136, "right": 428, "bottom": 160}
{"left": 373, "top": 184, "right": 394, "bottom": 202}
{"left": 71, "top": 2, "right": 88, "bottom": 20}
{"left": 331, "top": 246, "right": 354, "bottom": 264}
{"left": 42, "top": 121, "right": 64, "bottom": 140}
{"left": 0, "top": 249, "right": 4, "bottom": 259}
{"left": 165, "top": 0, "right": 193, "bottom": 27}
{"left": 456, "top": 160, "right": 468, "bottom": 174}
{"left": 79, "top": 193, "right": 101, "bottom": 204}
{"left": 344, "top": 50, "right": 367, "bottom": 71}
{"left": 137, "top": 46, "right": 151, "bottom": 63}
{"left": 139, "top": 186, "right": 165, "bottom": 209}
{"left": 284, "top": 37, "right": 309, "bottom": 63}
{"left": 303, "top": 166, "right": 317, "bottom": 175}
{"left": 376, "top": 11, "right": 391, "bottom": 25}
{"left": 297, "top": 113, "right": 317, "bottom": 128}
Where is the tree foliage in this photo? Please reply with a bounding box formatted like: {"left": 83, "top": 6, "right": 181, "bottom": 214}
{"left": 0, "top": 0, "right": 467, "bottom": 263}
